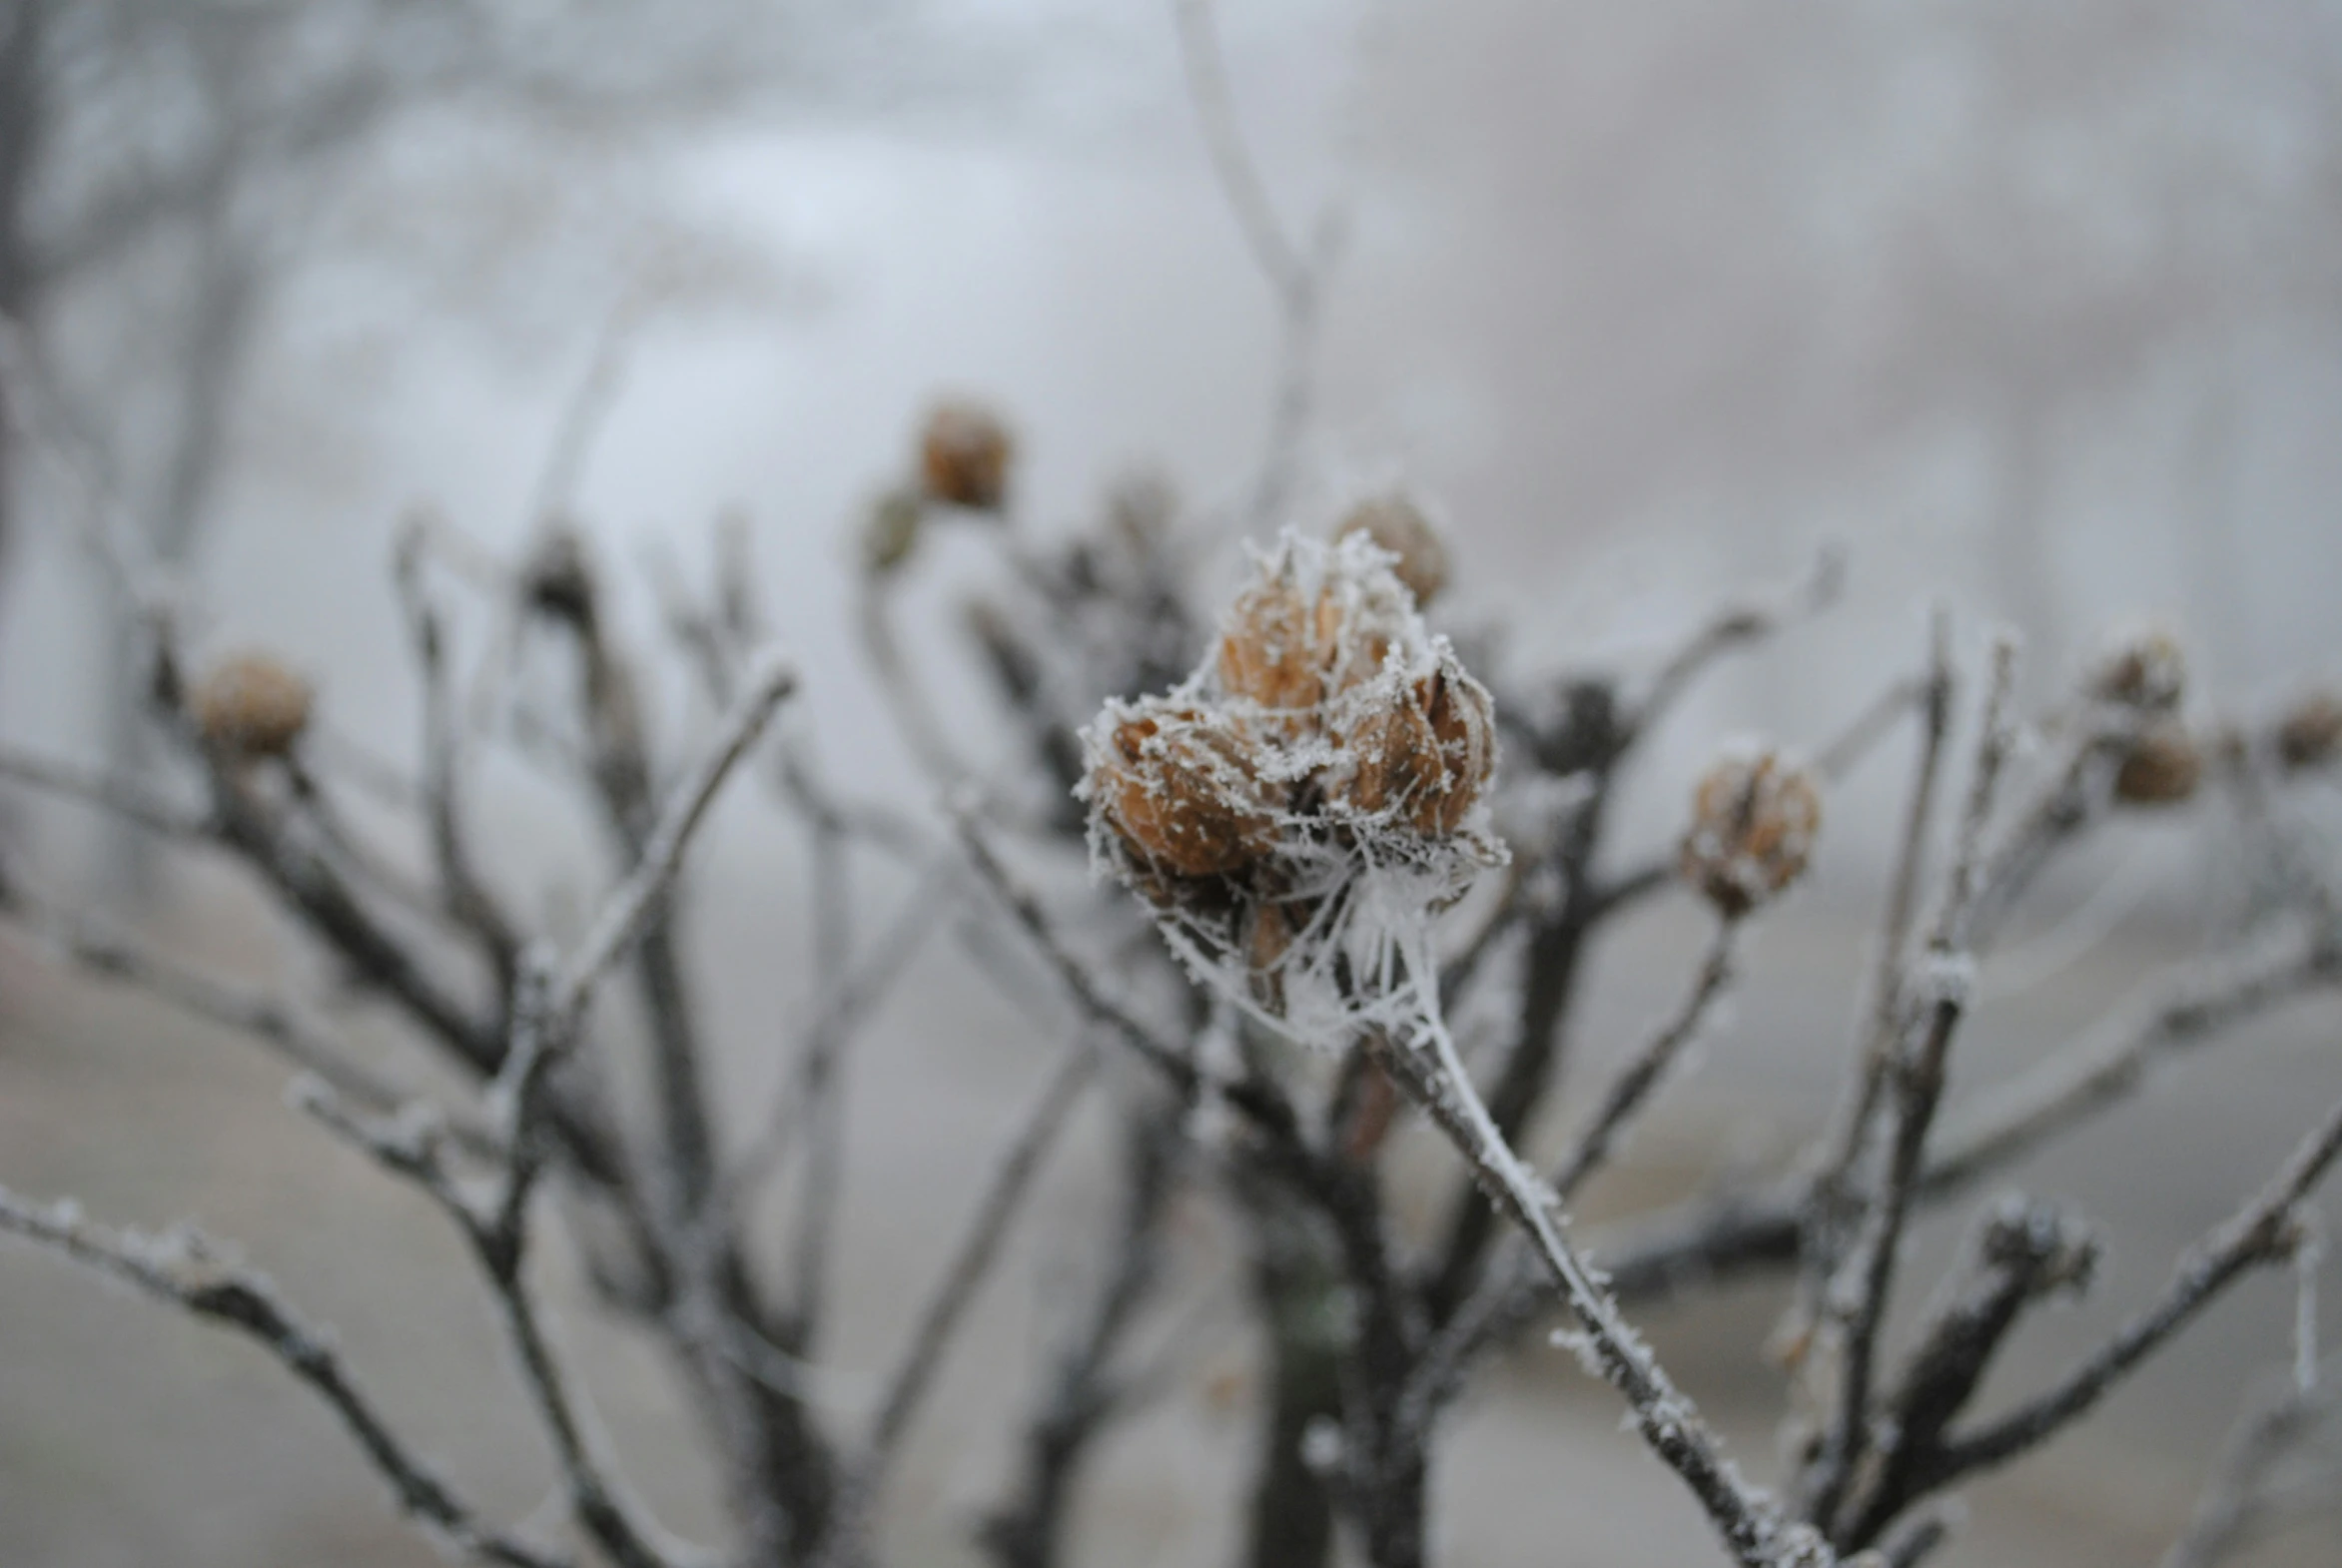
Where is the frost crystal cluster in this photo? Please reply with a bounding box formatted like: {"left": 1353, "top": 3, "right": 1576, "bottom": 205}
{"left": 1080, "top": 530, "right": 1503, "bottom": 1049}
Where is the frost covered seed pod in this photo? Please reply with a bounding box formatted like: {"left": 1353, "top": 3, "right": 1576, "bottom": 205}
{"left": 1334, "top": 491, "right": 1449, "bottom": 606}
{"left": 1334, "top": 656, "right": 1496, "bottom": 835}
{"left": 2087, "top": 630, "right": 2185, "bottom": 713}
{"left": 1216, "top": 566, "right": 1338, "bottom": 713}
{"left": 2274, "top": 692, "right": 2342, "bottom": 771}
{"left": 1339, "top": 690, "right": 1441, "bottom": 821}
{"left": 2114, "top": 724, "right": 2202, "bottom": 806}
{"left": 918, "top": 399, "right": 1014, "bottom": 511}
{"left": 1091, "top": 702, "right": 1276, "bottom": 880}
{"left": 1678, "top": 751, "right": 1821, "bottom": 917}
{"left": 1419, "top": 660, "right": 1497, "bottom": 834}
{"left": 192, "top": 652, "right": 314, "bottom": 760}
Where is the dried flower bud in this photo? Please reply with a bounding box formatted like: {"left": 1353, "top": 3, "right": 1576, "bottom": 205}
{"left": 1334, "top": 656, "right": 1496, "bottom": 836}
{"left": 2114, "top": 724, "right": 2201, "bottom": 806}
{"left": 1090, "top": 702, "right": 1277, "bottom": 880}
{"left": 521, "top": 530, "right": 598, "bottom": 627}
{"left": 2274, "top": 692, "right": 2342, "bottom": 771}
{"left": 191, "top": 652, "right": 314, "bottom": 760}
{"left": 918, "top": 399, "right": 1014, "bottom": 511}
{"left": 1334, "top": 491, "right": 1449, "bottom": 606}
{"left": 2086, "top": 630, "right": 2185, "bottom": 713}
{"left": 1216, "top": 567, "right": 1341, "bottom": 713}
{"left": 1679, "top": 751, "right": 1821, "bottom": 917}
{"left": 862, "top": 485, "right": 925, "bottom": 573}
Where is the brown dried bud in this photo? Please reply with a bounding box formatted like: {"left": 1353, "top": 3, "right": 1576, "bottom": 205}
{"left": 1679, "top": 751, "right": 1822, "bottom": 917}
{"left": 862, "top": 485, "right": 925, "bottom": 573}
{"left": 521, "top": 530, "right": 598, "bottom": 627}
{"left": 2114, "top": 724, "right": 2202, "bottom": 806}
{"left": 1334, "top": 491, "right": 1449, "bottom": 606}
{"left": 2086, "top": 630, "right": 2185, "bottom": 713}
{"left": 1091, "top": 703, "right": 1277, "bottom": 880}
{"left": 191, "top": 652, "right": 314, "bottom": 760}
{"left": 918, "top": 399, "right": 1014, "bottom": 511}
{"left": 2274, "top": 692, "right": 2342, "bottom": 771}
{"left": 1216, "top": 568, "right": 1341, "bottom": 713}
{"left": 1335, "top": 657, "right": 1496, "bottom": 836}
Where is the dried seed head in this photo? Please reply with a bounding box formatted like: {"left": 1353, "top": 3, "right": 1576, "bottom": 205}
{"left": 1333, "top": 654, "right": 1496, "bottom": 836}
{"left": 1215, "top": 565, "right": 1342, "bottom": 713}
{"left": 2087, "top": 629, "right": 2186, "bottom": 713}
{"left": 862, "top": 485, "right": 926, "bottom": 573}
{"left": 1090, "top": 701, "right": 1277, "bottom": 881}
{"left": 2274, "top": 692, "right": 2342, "bottom": 771}
{"left": 191, "top": 652, "right": 314, "bottom": 760}
{"left": 1334, "top": 490, "right": 1449, "bottom": 605}
{"left": 918, "top": 399, "right": 1014, "bottom": 511}
{"left": 1679, "top": 750, "right": 1822, "bottom": 917}
{"left": 2114, "top": 724, "right": 2202, "bottom": 806}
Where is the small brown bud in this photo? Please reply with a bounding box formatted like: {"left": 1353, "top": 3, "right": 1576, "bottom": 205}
{"left": 1679, "top": 751, "right": 1821, "bottom": 917}
{"left": 191, "top": 652, "right": 314, "bottom": 760}
{"left": 1216, "top": 568, "right": 1341, "bottom": 714}
{"left": 2114, "top": 724, "right": 2201, "bottom": 806}
{"left": 2274, "top": 692, "right": 2342, "bottom": 771}
{"left": 862, "top": 485, "right": 925, "bottom": 573}
{"left": 521, "top": 530, "right": 597, "bottom": 627}
{"left": 1334, "top": 656, "right": 1496, "bottom": 836}
{"left": 918, "top": 399, "right": 1014, "bottom": 511}
{"left": 2086, "top": 630, "right": 2185, "bottom": 713}
{"left": 1091, "top": 703, "right": 1277, "bottom": 880}
{"left": 1334, "top": 491, "right": 1449, "bottom": 605}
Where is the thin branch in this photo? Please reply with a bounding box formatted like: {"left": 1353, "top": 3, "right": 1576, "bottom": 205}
{"left": 0, "top": 1186, "right": 569, "bottom": 1568}
{"left": 0, "top": 745, "right": 209, "bottom": 837}
{"left": 1171, "top": 0, "right": 1338, "bottom": 533}
{"left": 852, "top": 1039, "right": 1096, "bottom": 1507}
{"left": 2162, "top": 1363, "right": 2339, "bottom": 1568}
{"left": 1791, "top": 612, "right": 1954, "bottom": 1350}
{"left": 1847, "top": 1089, "right": 2342, "bottom": 1543}
{"left": 1374, "top": 1019, "right": 1818, "bottom": 1567}
{"left": 1632, "top": 546, "right": 1846, "bottom": 740}
{"left": 0, "top": 873, "right": 495, "bottom": 1158}
{"left": 395, "top": 522, "right": 522, "bottom": 999}
{"left": 1549, "top": 915, "right": 1742, "bottom": 1201}
{"left": 1809, "top": 634, "right": 2019, "bottom": 1526}
{"left": 1813, "top": 673, "right": 1928, "bottom": 785}
{"left": 1927, "top": 923, "right": 2341, "bottom": 1195}
{"left": 549, "top": 649, "right": 795, "bottom": 1033}
{"left": 1410, "top": 916, "right": 1744, "bottom": 1421}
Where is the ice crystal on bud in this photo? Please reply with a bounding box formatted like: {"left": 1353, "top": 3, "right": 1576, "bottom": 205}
{"left": 1079, "top": 530, "right": 1504, "bottom": 1051}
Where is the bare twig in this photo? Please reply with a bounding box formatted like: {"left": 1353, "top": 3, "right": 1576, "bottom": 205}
{"left": 1807, "top": 633, "right": 2018, "bottom": 1527}
{"left": 1790, "top": 613, "right": 1954, "bottom": 1351}
{"left": 1550, "top": 915, "right": 1742, "bottom": 1201}
{"left": 1928, "top": 923, "right": 2340, "bottom": 1193}
{"left": 820, "top": 1032, "right": 1103, "bottom": 1565}
{"left": 0, "top": 745, "right": 209, "bottom": 837}
{"left": 0, "top": 872, "right": 495, "bottom": 1158}
{"left": 1171, "top": 0, "right": 1338, "bottom": 533}
{"left": 1377, "top": 1018, "right": 1821, "bottom": 1568}
{"left": 1409, "top": 916, "right": 1745, "bottom": 1422}
{"left": 395, "top": 522, "right": 522, "bottom": 1001}
{"left": 549, "top": 649, "right": 795, "bottom": 1034}
{"left": 1841, "top": 1088, "right": 2342, "bottom": 1547}
{"left": 1632, "top": 546, "right": 1846, "bottom": 740}
{"left": 2162, "top": 1362, "right": 2339, "bottom": 1568}
{"left": 0, "top": 1186, "right": 570, "bottom": 1568}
